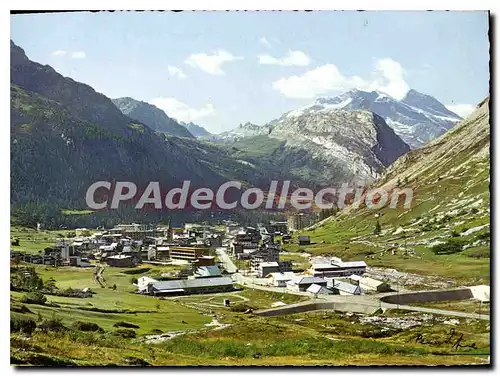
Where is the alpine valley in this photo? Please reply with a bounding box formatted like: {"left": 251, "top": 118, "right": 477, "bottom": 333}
{"left": 10, "top": 40, "right": 482, "bottom": 230}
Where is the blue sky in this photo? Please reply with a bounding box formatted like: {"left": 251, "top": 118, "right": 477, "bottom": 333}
{"left": 11, "top": 11, "right": 489, "bottom": 133}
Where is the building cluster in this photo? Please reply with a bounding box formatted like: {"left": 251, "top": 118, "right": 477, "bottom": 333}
{"left": 11, "top": 222, "right": 224, "bottom": 269}
{"left": 99, "top": 222, "right": 227, "bottom": 267}
{"left": 266, "top": 257, "right": 391, "bottom": 296}
{"left": 287, "top": 213, "right": 320, "bottom": 231}
{"left": 227, "top": 226, "right": 292, "bottom": 277}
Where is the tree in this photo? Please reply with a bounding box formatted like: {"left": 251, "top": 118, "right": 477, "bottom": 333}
{"left": 44, "top": 277, "right": 57, "bottom": 292}
{"left": 374, "top": 220, "right": 381, "bottom": 235}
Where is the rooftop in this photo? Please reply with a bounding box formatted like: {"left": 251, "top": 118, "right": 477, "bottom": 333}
{"left": 359, "top": 276, "right": 385, "bottom": 287}
{"left": 194, "top": 265, "right": 222, "bottom": 278}
{"left": 260, "top": 262, "right": 280, "bottom": 268}
{"left": 307, "top": 284, "right": 333, "bottom": 295}
{"left": 289, "top": 276, "right": 327, "bottom": 285}
{"left": 107, "top": 254, "right": 133, "bottom": 260}
{"left": 333, "top": 281, "right": 361, "bottom": 294}
{"left": 268, "top": 272, "right": 296, "bottom": 280}
{"left": 151, "top": 277, "right": 234, "bottom": 292}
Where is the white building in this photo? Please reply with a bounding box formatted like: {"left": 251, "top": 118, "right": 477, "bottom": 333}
{"left": 470, "top": 285, "right": 490, "bottom": 302}
{"left": 137, "top": 276, "right": 159, "bottom": 293}
{"left": 268, "top": 272, "right": 296, "bottom": 287}
{"left": 358, "top": 276, "right": 391, "bottom": 292}
{"left": 332, "top": 280, "right": 362, "bottom": 295}
{"left": 310, "top": 260, "right": 367, "bottom": 278}
{"left": 287, "top": 276, "right": 327, "bottom": 292}
{"left": 307, "top": 283, "right": 333, "bottom": 295}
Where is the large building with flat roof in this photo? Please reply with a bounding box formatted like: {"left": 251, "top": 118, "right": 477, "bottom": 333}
{"left": 310, "top": 260, "right": 367, "bottom": 278}
{"left": 146, "top": 276, "right": 235, "bottom": 296}
{"left": 155, "top": 245, "right": 210, "bottom": 262}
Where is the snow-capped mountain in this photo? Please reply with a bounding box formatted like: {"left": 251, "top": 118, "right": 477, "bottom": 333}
{"left": 280, "top": 89, "right": 462, "bottom": 148}
{"left": 267, "top": 109, "right": 410, "bottom": 182}
{"left": 208, "top": 122, "right": 270, "bottom": 142}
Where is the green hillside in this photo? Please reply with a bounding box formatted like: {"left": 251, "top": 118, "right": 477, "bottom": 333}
{"left": 292, "top": 98, "right": 490, "bottom": 285}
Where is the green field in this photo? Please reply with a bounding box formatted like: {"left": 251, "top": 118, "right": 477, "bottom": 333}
{"left": 10, "top": 261, "right": 490, "bottom": 366}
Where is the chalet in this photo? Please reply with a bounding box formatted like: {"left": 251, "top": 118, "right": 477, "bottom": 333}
{"left": 307, "top": 283, "right": 334, "bottom": 295}
{"left": 332, "top": 280, "right": 362, "bottom": 295}
{"left": 258, "top": 262, "right": 280, "bottom": 278}
{"left": 358, "top": 277, "right": 391, "bottom": 292}
{"left": 106, "top": 254, "right": 136, "bottom": 267}
{"left": 194, "top": 255, "right": 216, "bottom": 267}
{"left": 137, "top": 276, "right": 158, "bottom": 293}
{"left": 267, "top": 221, "right": 289, "bottom": 235}
{"left": 287, "top": 276, "right": 327, "bottom": 292}
{"left": 268, "top": 272, "right": 296, "bottom": 287}
{"left": 298, "top": 235, "right": 311, "bottom": 245}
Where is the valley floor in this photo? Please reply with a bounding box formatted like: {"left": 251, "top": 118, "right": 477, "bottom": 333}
{"left": 10, "top": 263, "right": 490, "bottom": 366}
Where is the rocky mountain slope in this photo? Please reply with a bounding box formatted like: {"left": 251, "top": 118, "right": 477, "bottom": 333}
{"left": 281, "top": 89, "right": 462, "bottom": 148}
{"left": 13, "top": 41, "right": 359, "bottom": 226}
{"left": 10, "top": 41, "right": 246, "bottom": 227}
{"left": 180, "top": 121, "right": 211, "bottom": 138}
{"left": 208, "top": 122, "right": 270, "bottom": 142}
{"left": 267, "top": 110, "right": 410, "bottom": 183}
{"left": 300, "top": 98, "right": 490, "bottom": 284}
{"left": 112, "top": 97, "right": 194, "bottom": 138}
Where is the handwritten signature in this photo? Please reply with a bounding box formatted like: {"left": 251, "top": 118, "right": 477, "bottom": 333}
{"left": 411, "top": 328, "right": 477, "bottom": 351}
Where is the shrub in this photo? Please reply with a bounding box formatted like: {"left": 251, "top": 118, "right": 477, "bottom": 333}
{"left": 421, "top": 223, "right": 433, "bottom": 232}
{"left": 72, "top": 321, "right": 103, "bottom": 332}
{"left": 121, "top": 268, "right": 151, "bottom": 275}
{"left": 113, "top": 321, "right": 140, "bottom": 329}
{"left": 39, "top": 317, "right": 66, "bottom": 333}
{"left": 21, "top": 291, "right": 47, "bottom": 305}
{"left": 475, "top": 231, "right": 490, "bottom": 241}
{"left": 51, "top": 287, "right": 92, "bottom": 298}
{"left": 10, "top": 305, "right": 32, "bottom": 314}
{"left": 467, "top": 249, "right": 490, "bottom": 259}
{"left": 230, "top": 303, "right": 256, "bottom": 313}
{"left": 123, "top": 356, "right": 150, "bottom": 366}
{"left": 113, "top": 329, "right": 136, "bottom": 338}
{"left": 431, "top": 239, "right": 466, "bottom": 255}
{"left": 11, "top": 317, "right": 37, "bottom": 335}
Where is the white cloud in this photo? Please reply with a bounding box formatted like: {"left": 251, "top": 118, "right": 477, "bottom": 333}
{"left": 258, "top": 50, "right": 311, "bottom": 67}
{"left": 151, "top": 97, "right": 215, "bottom": 122}
{"left": 185, "top": 50, "right": 242, "bottom": 75}
{"left": 272, "top": 64, "right": 366, "bottom": 99}
{"left": 367, "top": 58, "right": 410, "bottom": 100}
{"left": 70, "top": 51, "right": 86, "bottom": 59}
{"left": 52, "top": 50, "right": 67, "bottom": 56}
{"left": 259, "top": 37, "right": 272, "bottom": 48}
{"left": 445, "top": 104, "right": 476, "bottom": 118}
{"left": 167, "top": 65, "right": 187, "bottom": 79}
{"left": 272, "top": 58, "right": 410, "bottom": 100}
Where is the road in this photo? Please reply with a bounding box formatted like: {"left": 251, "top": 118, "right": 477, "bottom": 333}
{"left": 215, "top": 247, "right": 238, "bottom": 274}
{"left": 380, "top": 302, "right": 490, "bottom": 320}
{"left": 216, "top": 246, "right": 490, "bottom": 320}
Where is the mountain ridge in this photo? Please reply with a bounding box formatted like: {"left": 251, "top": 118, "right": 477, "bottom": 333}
{"left": 179, "top": 121, "right": 212, "bottom": 138}
{"left": 112, "top": 97, "right": 194, "bottom": 138}
{"left": 280, "top": 88, "right": 462, "bottom": 148}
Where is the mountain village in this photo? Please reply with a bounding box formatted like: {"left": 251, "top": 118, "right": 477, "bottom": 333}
{"left": 9, "top": 11, "right": 491, "bottom": 367}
